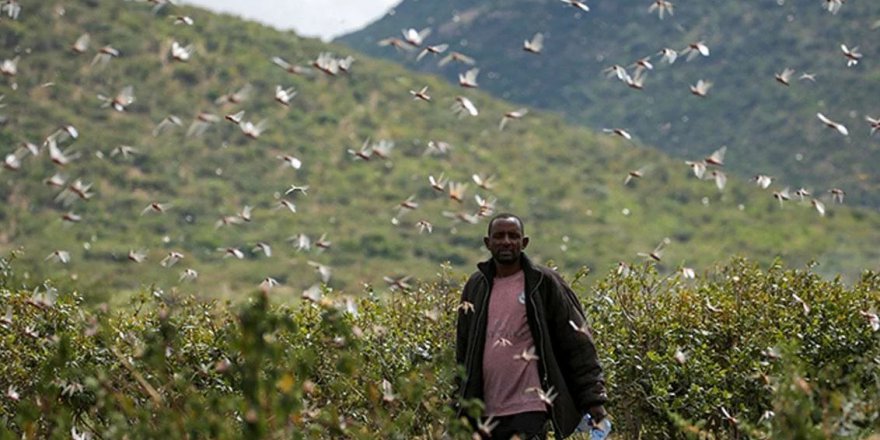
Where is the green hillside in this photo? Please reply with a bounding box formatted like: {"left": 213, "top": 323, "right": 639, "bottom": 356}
{"left": 339, "top": 0, "right": 880, "bottom": 207}
{"left": 0, "top": 0, "right": 878, "bottom": 300}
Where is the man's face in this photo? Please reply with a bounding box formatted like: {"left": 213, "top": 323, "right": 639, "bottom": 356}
{"left": 484, "top": 218, "right": 529, "bottom": 265}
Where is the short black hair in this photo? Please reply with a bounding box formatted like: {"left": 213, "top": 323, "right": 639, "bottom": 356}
{"left": 487, "top": 213, "right": 525, "bottom": 236}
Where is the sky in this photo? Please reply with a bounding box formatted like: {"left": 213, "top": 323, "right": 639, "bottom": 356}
{"left": 183, "top": 0, "right": 402, "bottom": 41}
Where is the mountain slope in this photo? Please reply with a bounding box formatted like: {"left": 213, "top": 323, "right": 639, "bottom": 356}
{"left": 339, "top": 0, "right": 880, "bottom": 207}
{"left": 0, "top": 0, "right": 878, "bottom": 300}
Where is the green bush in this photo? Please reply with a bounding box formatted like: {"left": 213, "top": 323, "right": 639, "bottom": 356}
{"left": 586, "top": 258, "right": 880, "bottom": 439}
{"left": 1, "top": 255, "right": 878, "bottom": 439}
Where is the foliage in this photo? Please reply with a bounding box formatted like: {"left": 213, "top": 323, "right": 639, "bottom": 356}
{"left": 2, "top": 258, "right": 879, "bottom": 438}
{"left": 0, "top": 260, "right": 468, "bottom": 439}
{"left": 584, "top": 258, "right": 880, "bottom": 439}
{"left": 0, "top": 0, "right": 878, "bottom": 302}
{"left": 339, "top": 0, "right": 880, "bottom": 207}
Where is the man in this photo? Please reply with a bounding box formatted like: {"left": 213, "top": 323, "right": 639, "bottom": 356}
{"left": 455, "top": 213, "right": 608, "bottom": 439}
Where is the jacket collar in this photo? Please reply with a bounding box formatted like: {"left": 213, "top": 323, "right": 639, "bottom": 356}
{"left": 477, "top": 253, "right": 544, "bottom": 295}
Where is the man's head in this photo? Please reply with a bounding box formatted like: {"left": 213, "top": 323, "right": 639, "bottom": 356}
{"left": 484, "top": 213, "right": 529, "bottom": 265}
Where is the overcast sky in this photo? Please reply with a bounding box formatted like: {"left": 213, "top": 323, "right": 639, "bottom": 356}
{"left": 183, "top": 0, "right": 402, "bottom": 41}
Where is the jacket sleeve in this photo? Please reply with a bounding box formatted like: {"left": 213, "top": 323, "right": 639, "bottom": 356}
{"left": 546, "top": 271, "right": 608, "bottom": 411}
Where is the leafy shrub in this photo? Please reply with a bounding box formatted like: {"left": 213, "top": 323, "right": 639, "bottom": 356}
{"left": 1, "top": 256, "right": 878, "bottom": 439}
{"left": 585, "top": 258, "right": 880, "bottom": 439}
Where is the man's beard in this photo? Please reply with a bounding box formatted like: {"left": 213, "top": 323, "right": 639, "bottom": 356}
{"left": 493, "top": 250, "right": 519, "bottom": 265}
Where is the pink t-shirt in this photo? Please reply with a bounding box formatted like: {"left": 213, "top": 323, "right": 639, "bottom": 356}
{"left": 482, "top": 270, "right": 547, "bottom": 417}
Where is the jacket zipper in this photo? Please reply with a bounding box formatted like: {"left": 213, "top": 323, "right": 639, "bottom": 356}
{"left": 460, "top": 273, "right": 490, "bottom": 401}
{"left": 528, "top": 272, "right": 561, "bottom": 435}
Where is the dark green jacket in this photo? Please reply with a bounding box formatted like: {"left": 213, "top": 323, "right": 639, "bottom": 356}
{"left": 455, "top": 254, "right": 607, "bottom": 438}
